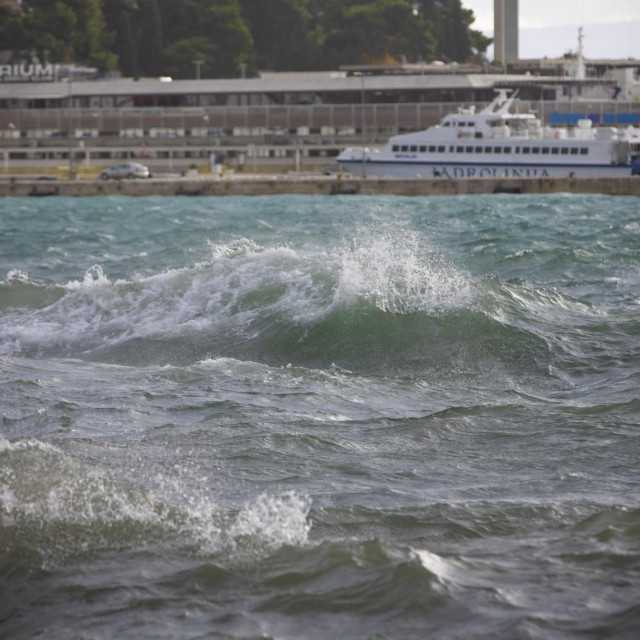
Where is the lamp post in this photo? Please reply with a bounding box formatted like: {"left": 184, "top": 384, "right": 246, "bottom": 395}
{"left": 360, "top": 72, "right": 367, "bottom": 178}
{"left": 68, "top": 68, "right": 75, "bottom": 180}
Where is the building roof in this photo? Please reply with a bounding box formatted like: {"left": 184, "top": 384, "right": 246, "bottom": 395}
{"left": 0, "top": 71, "right": 587, "bottom": 101}
{"left": 0, "top": 67, "right": 625, "bottom": 104}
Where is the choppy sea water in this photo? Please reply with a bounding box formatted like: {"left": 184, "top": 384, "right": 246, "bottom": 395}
{"left": 1, "top": 193, "right": 639, "bottom": 639}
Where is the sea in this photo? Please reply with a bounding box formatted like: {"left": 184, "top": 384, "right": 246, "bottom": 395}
{"left": 1, "top": 193, "right": 639, "bottom": 639}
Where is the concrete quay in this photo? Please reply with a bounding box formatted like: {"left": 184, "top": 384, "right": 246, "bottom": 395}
{"left": 1, "top": 175, "right": 639, "bottom": 198}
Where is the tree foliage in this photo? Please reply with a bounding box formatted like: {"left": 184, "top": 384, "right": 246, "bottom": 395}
{"left": 11, "top": 0, "right": 118, "bottom": 69}
{"left": 2, "top": 0, "right": 489, "bottom": 77}
{"left": 322, "top": 0, "right": 436, "bottom": 67}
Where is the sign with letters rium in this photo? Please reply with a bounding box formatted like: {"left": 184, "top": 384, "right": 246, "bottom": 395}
{"left": 0, "top": 64, "right": 59, "bottom": 83}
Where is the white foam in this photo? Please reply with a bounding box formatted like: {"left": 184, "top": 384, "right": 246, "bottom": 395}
{"left": 229, "top": 491, "right": 312, "bottom": 550}
{"left": 5, "top": 269, "right": 30, "bottom": 283}
{"left": 334, "top": 228, "right": 474, "bottom": 314}
{"left": 64, "top": 264, "right": 112, "bottom": 290}
{"left": 414, "top": 548, "right": 457, "bottom": 583}
{"left": 1, "top": 232, "right": 474, "bottom": 358}
{"left": 1, "top": 437, "right": 311, "bottom": 563}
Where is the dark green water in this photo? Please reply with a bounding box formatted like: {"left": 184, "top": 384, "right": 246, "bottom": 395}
{"left": 1, "top": 194, "right": 639, "bottom": 639}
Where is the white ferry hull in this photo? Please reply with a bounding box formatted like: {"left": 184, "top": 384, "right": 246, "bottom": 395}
{"left": 337, "top": 90, "right": 640, "bottom": 181}
{"left": 338, "top": 160, "right": 633, "bottom": 179}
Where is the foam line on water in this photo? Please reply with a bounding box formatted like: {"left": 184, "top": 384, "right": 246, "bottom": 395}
{"left": 0, "top": 436, "right": 312, "bottom": 565}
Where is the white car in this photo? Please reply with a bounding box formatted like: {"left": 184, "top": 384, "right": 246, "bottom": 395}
{"left": 99, "top": 162, "right": 151, "bottom": 180}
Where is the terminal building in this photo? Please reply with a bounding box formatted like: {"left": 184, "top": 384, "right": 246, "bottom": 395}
{"left": 1, "top": 19, "right": 640, "bottom": 176}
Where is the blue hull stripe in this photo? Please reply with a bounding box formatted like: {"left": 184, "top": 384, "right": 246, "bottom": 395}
{"left": 339, "top": 159, "right": 630, "bottom": 169}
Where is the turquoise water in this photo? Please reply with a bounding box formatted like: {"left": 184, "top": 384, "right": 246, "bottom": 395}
{"left": 1, "top": 194, "right": 640, "bottom": 639}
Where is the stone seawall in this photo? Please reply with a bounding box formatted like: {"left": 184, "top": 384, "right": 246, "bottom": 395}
{"left": 1, "top": 175, "right": 639, "bottom": 198}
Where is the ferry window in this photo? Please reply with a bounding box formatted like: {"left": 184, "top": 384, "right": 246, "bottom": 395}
{"left": 515, "top": 146, "right": 520, "bottom": 153}
{"left": 410, "top": 145, "right": 418, "bottom": 152}
{"left": 504, "top": 146, "right": 512, "bottom": 153}
{"left": 551, "top": 147, "right": 559, "bottom": 155}
{"left": 419, "top": 146, "right": 426, "bottom": 152}
{"left": 532, "top": 147, "right": 540, "bottom": 154}
{"left": 428, "top": 145, "right": 436, "bottom": 152}
{"left": 438, "top": 146, "right": 445, "bottom": 152}
{"left": 485, "top": 147, "right": 492, "bottom": 153}
{"left": 392, "top": 145, "right": 399, "bottom": 152}
{"left": 450, "top": 146, "right": 454, "bottom": 152}
{"left": 466, "top": 146, "right": 473, "bottom": 153}
{"left": 475, "top": 146, "right": 483, "bottom": 153}
{"left": 494, "top": 146, "right": 502, "bottom": 153}
{"left": 580, "top": 148, "right": 588, "bottom": 155}
{"left": 468, "top": 122, "right": 475, "bottom": 127}
{"left": 542, "top": 147, "right": 550, "bottom": 154}
{"left": 401, "top": 145, "right": 408, "bottom": 152}
{"left": 571, "top": 148, "right": 579, "bottom": 155}
{"left": 561, "top": 147, "right": 569, "bottom": 155}
{"left": 456, "top": 146, "right": 464, "bottom": 153}
{"left": 522, "top": 147, "right": 531, "bottom": 154}
{"left": 444, "top": 122, "right": 451, "bottom": 127}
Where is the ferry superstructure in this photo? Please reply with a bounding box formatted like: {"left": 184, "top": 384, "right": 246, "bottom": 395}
{"left": 337, "top": 90, "right": 640, "bottom": 178}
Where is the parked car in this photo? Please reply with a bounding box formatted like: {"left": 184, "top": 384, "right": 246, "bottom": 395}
{"left": 99, "top": 162, "right": 151, "bottom": 180}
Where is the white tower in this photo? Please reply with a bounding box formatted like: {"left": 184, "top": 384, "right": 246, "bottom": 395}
{"left": 494, "top": 0, "right": 519, "bottom": 66}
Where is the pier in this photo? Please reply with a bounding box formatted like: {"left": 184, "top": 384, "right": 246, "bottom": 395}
{"left": 1, "top": 174, "right": 639, "bottom": 198}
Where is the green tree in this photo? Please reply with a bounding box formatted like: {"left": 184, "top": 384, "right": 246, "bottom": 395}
{"left": 20, "top": 0, "right": 117, "bottom": 69}
{"left": 0, "top": 5, "right": 28, "bottom": 62}
{"left": 139, "top": 0, "right": 164, "bottom": 76}
{"left": 322, "top": 0, "right": 436, "bottom": 66}
{"left": 103, "top": 0, "right": 137, "bottom": 74}
{"left": 413, "top": 0, "right": 490, "bottom": 62}
{"left": 239, "top": 0, "right": 318, "bottom": 72}
{"left": 161, "top": 0, "right": 252, "bottom": 78}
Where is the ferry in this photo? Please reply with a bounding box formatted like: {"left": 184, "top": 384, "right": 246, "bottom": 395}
{"left": 337, "top": 90, "right": 640, "bottom": 179}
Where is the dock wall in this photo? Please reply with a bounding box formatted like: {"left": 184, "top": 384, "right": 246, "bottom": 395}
{"left": 1, "top": 176, "right": 640, "bottom": 198}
